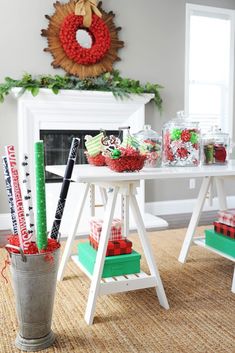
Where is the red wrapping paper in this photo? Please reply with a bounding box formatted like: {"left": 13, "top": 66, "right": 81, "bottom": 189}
{"left": 214, "top": 222, "right": 235, "bottom": 239}
{"left": 89, "top": 236, "right": 132, "bottom": 256}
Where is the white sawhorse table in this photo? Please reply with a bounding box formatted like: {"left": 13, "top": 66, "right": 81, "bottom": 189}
{"left": 47, "top": 162, "right": 235, "bottom": 322}
{"left": 178, "top": 175, "right": 235, "bottom": 293}
{"left": 46, "top": 165, "right": 170, "bottom": 325}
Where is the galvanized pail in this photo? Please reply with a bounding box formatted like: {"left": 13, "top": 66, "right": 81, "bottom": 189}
{"left": 9, "top": 248, "right": 60, "bottom": 351}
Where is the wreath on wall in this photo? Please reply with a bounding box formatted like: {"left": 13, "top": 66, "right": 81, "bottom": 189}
{"left": 42, "top": 0, "right": 124, "bottom": 78}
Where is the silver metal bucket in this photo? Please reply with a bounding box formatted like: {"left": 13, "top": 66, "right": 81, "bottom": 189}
{"left": 9, "top": 248, "right": 60, "bottom": 351}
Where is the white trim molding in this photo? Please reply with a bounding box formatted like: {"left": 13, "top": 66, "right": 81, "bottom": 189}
{"left": 2, "top": 195, "right": 235, "bottom": 230}
{"left": 146, "top": 196, "right": 235, "bottom": 216}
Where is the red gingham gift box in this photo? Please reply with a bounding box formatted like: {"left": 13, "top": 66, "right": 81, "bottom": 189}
{"left": 89, "top": 217, "right": 122, "bottom": 242}
{"left": 214, "top": 222, "right": 235, "bottom": 239}
{"left": 218, "top": 209, "right": 235, "bottom": 227}
{"left": 89, "top": 236, "right": 132, "bottom": 256}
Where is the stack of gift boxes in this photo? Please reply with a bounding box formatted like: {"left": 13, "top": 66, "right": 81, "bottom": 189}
{"left": 205, "top": 209, "right": 235, "bottom": 258}
{"left": 78, "top": 217, "right": 141, "bottom": 278}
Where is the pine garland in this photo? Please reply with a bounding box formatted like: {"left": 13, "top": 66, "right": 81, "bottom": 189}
{"left": 0, "top": 71, "right": 163, "bottom": 111}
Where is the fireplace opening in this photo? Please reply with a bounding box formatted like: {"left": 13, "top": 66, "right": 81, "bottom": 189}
{"left": 40, "top": 129, "right": 122, "bottom": 182}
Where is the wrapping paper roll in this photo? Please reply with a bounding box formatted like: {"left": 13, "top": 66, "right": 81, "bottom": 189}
{"left": 2, "top": 157, "right": 18, "bottom": 235}
{"left": 35, "top": 141, "right": 48, "bottom": 250}
{"left": 21, "top": 154, "right": 36, "bottom": 242}
{"left": 5, "top": 145, "right": 30, "bottom": 251}
{"left": 50, "top": 138, "right": 80, "bottom": 240}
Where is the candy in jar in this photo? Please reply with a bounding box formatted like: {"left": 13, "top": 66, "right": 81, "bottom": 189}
{"left": 162, "top": 111, "right": 200, "bottom": 167}
{"left": 202, "top": 127, "right": 230, "bottom": 165}
{"left": 134, "top": 125, "right": 162, "bottom": 168}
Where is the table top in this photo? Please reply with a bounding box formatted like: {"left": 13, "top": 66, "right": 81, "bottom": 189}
{"left": 46, "top": 161, "right": 235, "bottom": 183}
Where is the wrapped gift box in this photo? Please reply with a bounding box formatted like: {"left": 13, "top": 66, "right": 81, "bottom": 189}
{"left": 218, "top": 209, "right": 235, "bottom": 227}
{"left": 90, "top": 217, "right": 122, "bottom": 242}
{"left": 89, "top": 236, "right": 132, "bottom": 256}
{"left": 205, "top": 229, "right": 235, "bottom": 258}
{"left": 214, "top": 222, "right": 235, "bottom": 239}
{"left": 78, "top": 242, "right": 140, "bottom": 278}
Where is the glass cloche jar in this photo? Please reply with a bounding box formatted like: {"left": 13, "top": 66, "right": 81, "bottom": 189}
{"left": 201, "top": 127, "right": 230, "bottom": 165}
{"left": 162, "top": 111, "right": 200, "bottom": 167}
{"left": 134, "top": 125, "right": 162, "bottom": 168}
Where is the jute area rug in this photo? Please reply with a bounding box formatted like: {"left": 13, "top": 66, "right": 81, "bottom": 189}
{"left": 0, "top": 226, "right": 235, "bottom": 353}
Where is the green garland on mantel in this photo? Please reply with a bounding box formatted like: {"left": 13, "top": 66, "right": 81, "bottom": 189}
{"left": 0, "top": 71, "right": 163, "bottom": 112}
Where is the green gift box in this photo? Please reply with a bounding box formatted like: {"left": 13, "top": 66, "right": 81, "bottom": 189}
{"left": 78, "top": 242, "right": 141, "bottom": 278}
{"left": 205, "top": 229, "right": 235, "bottom": 258}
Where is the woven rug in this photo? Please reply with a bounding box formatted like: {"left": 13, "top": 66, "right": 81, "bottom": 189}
{"left": 0, "top": 226, "right": 235, "bottom": 353}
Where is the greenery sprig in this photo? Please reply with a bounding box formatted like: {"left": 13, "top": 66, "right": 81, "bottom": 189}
{"left": 0, "top": 71, "right": 163, "bottom": 112}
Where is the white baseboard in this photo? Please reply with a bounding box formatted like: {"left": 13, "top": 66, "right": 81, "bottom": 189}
{"left": 1, "top": 195, "right": 235, "bottom": 230}
{"left": 145, "top": 196, "right": 235, "bottom": 216}
{"left": 0, "top": 213, "right": 12, "bottom": 230}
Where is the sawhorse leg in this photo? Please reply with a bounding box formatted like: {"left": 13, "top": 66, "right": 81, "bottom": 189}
{"left": 215, "top": 177, "right": 227, "bottom": 211}
{"left": 57, "top": 183, "right": 90, "bottom": 281}
{"left": 129, "top": 184, "right": 169, "bottom": 309}
{"left": 85, "top": 186, "right": 119, "bottom": 325}
{"left": 178, "top": 176, "right": 212, "bottom": 264}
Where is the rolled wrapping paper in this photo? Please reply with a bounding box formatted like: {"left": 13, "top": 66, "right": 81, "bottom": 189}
{"left": 50, "top": 138, "right": 80, "bottom": 240}
{"left": 21, "top": 154, "right": 36, "bottom": 242}
{"left": 35, "top": 141, "right": 48, "bottom": 250}
{"left": 2, "top": 157, "right": 18, "bottom": 235}
{"left": 5, "top": 145, "right": 31, "bottom": 251}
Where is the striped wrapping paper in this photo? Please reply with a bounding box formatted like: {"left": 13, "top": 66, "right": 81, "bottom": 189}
{"left": 121, "top": 135, "right": 140, "bottom": 149}
{"left": 85, "top": 133, "right": 104, "bottom": 156}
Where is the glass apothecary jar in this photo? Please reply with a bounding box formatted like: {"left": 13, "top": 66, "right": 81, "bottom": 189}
{"left": 134, "top": 125, "right": 162, "bottom": 168}
{"left": 201, "top": 127, "right": 230, "bottom": 165}
{"left": 162, "top": 111, "right": 200, "bottom": 167}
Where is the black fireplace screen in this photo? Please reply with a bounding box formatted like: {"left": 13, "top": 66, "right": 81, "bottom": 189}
{"left": 40, "top": 130, "right": 121, "bottom": 182}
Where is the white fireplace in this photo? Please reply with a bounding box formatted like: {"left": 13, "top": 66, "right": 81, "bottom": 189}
{"left": 13, "top": 88, "right": 167, "bottom": 236}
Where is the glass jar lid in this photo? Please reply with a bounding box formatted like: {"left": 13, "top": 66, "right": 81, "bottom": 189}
{"left": 134, "top": 124, "right": 161, "bottom": 140}
{"left": 163, "top": 111, "right": 199, "bottom": 129}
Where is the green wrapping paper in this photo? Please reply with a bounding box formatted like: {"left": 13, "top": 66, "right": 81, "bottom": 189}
{"left": 35, "top": 141, "right": 48, "bottom": 250}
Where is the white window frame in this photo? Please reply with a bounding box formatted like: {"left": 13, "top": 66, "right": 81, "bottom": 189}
{"left": 184, "top": 3, "right": 235, "bottom": 137}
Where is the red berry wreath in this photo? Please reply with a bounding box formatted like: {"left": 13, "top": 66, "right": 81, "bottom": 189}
{"left": 42, "top": 0, "right": 124, "bottom": 78}
{"left": 59, "top": 13, "right": 111, "bottom": 65}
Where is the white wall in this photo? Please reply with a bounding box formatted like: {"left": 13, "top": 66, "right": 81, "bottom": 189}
{"left": 1, "top": 0, "right": 235, "bottom": 214}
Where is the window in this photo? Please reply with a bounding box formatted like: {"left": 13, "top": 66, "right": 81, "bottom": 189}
{"left": 185, "top": 4, "right": 235, "bottom": 135}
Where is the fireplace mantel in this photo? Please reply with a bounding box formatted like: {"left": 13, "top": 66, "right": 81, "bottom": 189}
{"left": 12, "top": 88, "right": 167, "bottom": 236}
